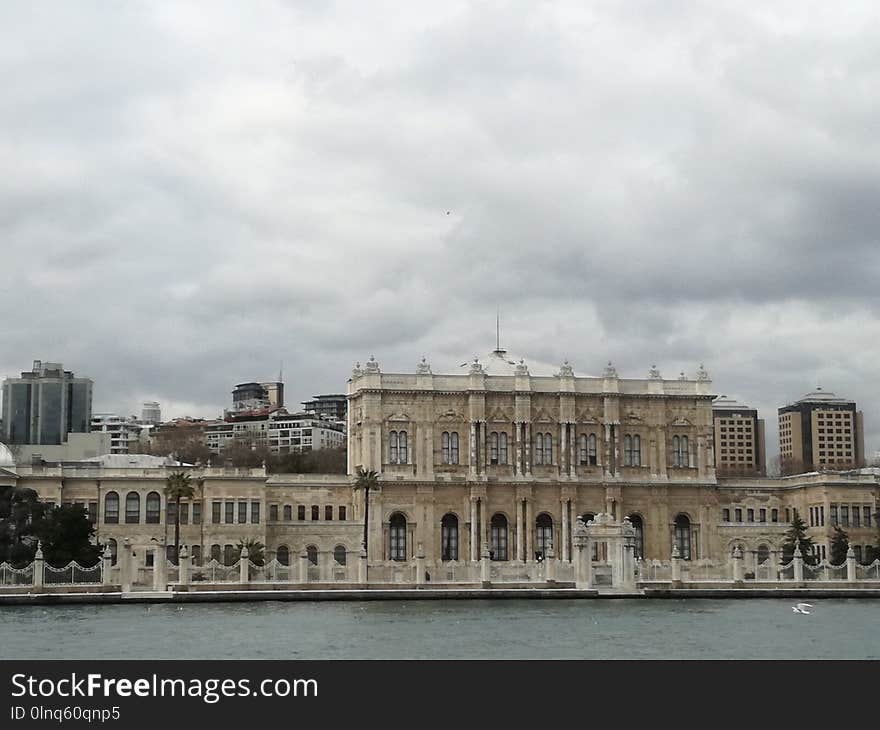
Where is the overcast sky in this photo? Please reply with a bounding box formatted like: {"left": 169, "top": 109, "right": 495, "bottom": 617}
{"left": 2, "top": 1, "right": 879, "bottom": 457}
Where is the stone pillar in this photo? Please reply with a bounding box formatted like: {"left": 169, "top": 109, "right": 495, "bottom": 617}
{"left": 469, "top": 497, "right": 478, "bottom": 562}
{"left": 178, "top": 545, "right": 190, "bottom": 586}
{"left": 514, "top": 422, "right": 522, "bottom": 476}
{"left": 481, "top": 545, "right": 491, "bottom": 585}
{"left": 671, "top": 544, "right": 682, "bottom": 584}
{"left": 121, "top": 539, "right": 133, "bottom": 592}
{"left": 33, "top": 543, "right": 44, "bottom": 589}
{"left": 515, "top": 498, "right": 524, "bottom": 562}
{"left": 525, "top": 499, "right": 533, "bottom": 561}
{"left": 524, "top": 423, "right": 531, "bottom": 476}
{"left": 153, "top": 543, "right": 167, "bottom": 591}
{"left": 545, "top": 543, "right": 557, "bottom": 582}
{"left": 793, "top": 545, "right": 804, "bottom": 582}
{"left": 239, "top": 546, "right": 250, "bottom": 583}
{"left": 560, "top": 423, "right": 567, "bottom": 477}
{"left": 101, "top": 544, "right": 113, "bottom": 586}
{"left": 416, "top": 543, "right": 426, "bottom": 585}
{"left": 561, "top": 500, "right": 569, "bottom": 562}
{"left": 572, "top": 519, "right": 592, "bottom": 589}
{"left": 603, "top": 423, "right": 613, "bottom": 477}
{"left": 732, "top": 545, "right": 744, "bottom": 583}
{"left": 846, "top": 546, "right": 857, "bottom": 582}
{"left": 358, "top": 549, "right": 368, "bottom": 583}
{"left": 469, "top": 422, "right": 477, "bottom": 478}
{"left": 484, "top": 423, "right": 490, "bottom": 472}
{"left": 569, "top": 426, "right": 577, "bottom": 478}
{"left": 300, "top": 551, "right": 310, "bottom": 584}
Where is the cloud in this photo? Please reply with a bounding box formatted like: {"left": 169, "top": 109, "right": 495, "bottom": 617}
{"left": 1, "top": 0, "right": 879, "bottom": 455}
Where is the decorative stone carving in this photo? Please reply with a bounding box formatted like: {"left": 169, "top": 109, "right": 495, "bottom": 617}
{"left": 352, "top": 362, "right": 363, "bottom": 378}
{"left": 558, "top": 360, "right": 574, "bottom": 377}
{"left": 696, "top": 363, "right": 710, "bottom": 381}
{"left": 515, "top": 359, "right": 529, "bottom": 376}
{"left": 469, "top": 357, "right": 484, "bottom": 375}
{"left": 603, "top": 361, "right": 618, "bottom": 378}
{"left": 679, "top": 371, "right": 687, "bottom": 381}
{"left": 416, "top": 357, "right": 432, "bottom": 375}
{"left": 364, "top": 356, "right": 380, "bottom": 374}
{"left": 648, "top": 364, "right": 661, "bottom": 379}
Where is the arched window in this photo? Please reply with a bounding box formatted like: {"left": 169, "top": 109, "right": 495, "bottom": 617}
{"left": 106, "top": 538, "right": 118, "bottom": 566}
{"left": 224, "top": 544, "right": 235, "bottom": 565}
{"left": 210, "top": 544, "right": 221, "bottom": 563}
{"left": 499, "top": 432, "right": 508, "bottom": 464}
{"left": 390, "top": 431, "right": 397, "bottom": 463}
{"left": 672, "top": 436, "right": 680, "bottom": 467}
{"left": 441, "top": 514, "right": 459, "bottom": 561}
{"left": 277, "top": 545, "right": 290, "bottom": 566}
{"left": 490, "top": 514, "right": 508, "bottom": 561}
{"left": 104, "top": 492, "right": 119, "bottom": 524}
{"left": 283, "top": 505, "right": 292, "bottom": 521}
{"left": 311, "top": 505, "right": 319, "bottom": 521}
{"left": 629, "top": 514, "right": 644, "bottom": 559}
{"left": 674, "top": 514, "right": 691, "bottom": 560}
{"left": 535, "top": 433, "right": 544, "bottom": 465}
{"left": 389, "top": 513, "right": 407, "bottom": 561}
{"left": 145, "top": 492, "right": 161, "bottom": 524}
{"left": 588, "top": 433, "right": 597, "bottom": 465}
{"left": 442, "top": 432, "right": 450, "bottom": 463}
{"left": 307, "top": 545, "right": 318, "bottom": 566}
{"left": 490, "top": 432, "right": 499, "bottom": 464}
{"left": 535, "top": 513, "right": 553, "bottom": 559}
{"left": 125, "top": 492, "right": 140, "bottom": 524}
{"left": 339, "top": 506, "right": 346, "bottom": 521}
{"left": 544, "top": 433, "right": 552, "bottom": 464}
{"left": 757, "top": 544, "right": 770, "bottom": 565}
{"left": 334, "top": 545, "right": 347, "bottom": 566}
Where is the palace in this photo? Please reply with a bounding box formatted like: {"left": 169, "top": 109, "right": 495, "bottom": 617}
{"left": 1, "top": 350, "right": 878, "bottom": 583}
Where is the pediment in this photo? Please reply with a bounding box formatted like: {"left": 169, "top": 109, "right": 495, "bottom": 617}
{"left": 487, "top": 407, "right": 512, "bottom": 422}
{"left": 437, "top": 410, "right": 465, "bottom": 422}
{"left": 388, "top": 412, "right": 410, "bottom": 422}
{"left": 671, "top": 417, "right": 692, "bottom": 427}
{"left": 531, "top": 407, "right": 556, "bottom": 424}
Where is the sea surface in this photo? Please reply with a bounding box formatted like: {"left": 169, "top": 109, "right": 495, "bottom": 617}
{"left": 1, "top": 598, "right": 877, "bottom": 660}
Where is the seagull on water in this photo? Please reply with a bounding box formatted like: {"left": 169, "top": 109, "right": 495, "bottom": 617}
{"left": 792, "top": 603, "right": 813, "bottom": 614}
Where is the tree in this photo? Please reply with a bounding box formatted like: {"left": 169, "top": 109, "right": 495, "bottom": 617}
{"left": 781, "top": 514, "right": 815, "bottom": 565}
{"left": 355, "top": 467, "right": 379, "bottom": 558}
{"left": 871, "top": 508, "right": 880, "bottom": 564}
{"left": 164, "top": 471, "right": 195, "bottom": 563}
{"left": 829, "top": 525, "right": 850, "bottom": 565}
{"left": 237, "top": 538, "right": 265, "bottom": 566}
{"left": 38, "top": 505, "right": 102, "bottom": 567}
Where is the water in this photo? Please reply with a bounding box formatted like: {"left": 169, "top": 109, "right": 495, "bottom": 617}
{"left": 2, "top": 599, "right": 878, "bottom": 659}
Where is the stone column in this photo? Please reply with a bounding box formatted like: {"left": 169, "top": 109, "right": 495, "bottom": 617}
{"left": 671, "top": 544, "right": 682, "bottom": 583}
{"left": 102, "top": 545, "right": 113, "bottom": 586}
{"left": 793, "top": 545, "right": 804, "bottom": 582}
{"left": 178, "top": 545, "right": 190, "bottom": 586}
{"left": 239, "top": 546, "right": 250, "bottom": 584}
{"left": 524, "top": 423, "right": 532, "bottom": 476}
{"left": 514, "top": 422, "right": 522, "bottom": 476}
{"left": 469, "top": 497, "right": 478, "bottom": 562}
{"left": 358, "top": 549, "right": 368, "bottom": 584}
{"left": 300, "top": 551, "right": 310, "bottom": 584}
{"left": 121, "top": 539, "right": 133, "bottom": 592}
{"left": 732, "top": 545, "right": 744, "bottom": 583}
{"left": 469, "top": 422, "right": 477, "bottom": 478}
{"left": 480, "top": 499, "right": 489, "bottom": 559}
{"left": 525, "top": 499, "right": 533, "bottom": 561}
{"left": 484, "top": 423, "right": 490, "bottom": 472}
{"left": 603, "top": 424, "right": 613, "bottom": 477}
{"left": 545, "top": 543, "right": 557, "bottom": 582}
{"left": 481, "top": 545, "right": 491, "bottom": 585}
{"left": 560, "top": 423, "right": 567, "bottom": 477}
{"left": 416, "top": 543, "right": 426, "bottom": 585}
{"left": 569, "top": 426, "right": 577, "bottom": 478}
{"left": 846, "top": 546, "right": 857, "bottom": 581}
{"left": 33, "top": 543, "right": 44, "bottom": 589}
{"left": 153, "top": 543, "right": 167, "bottom": 591}
{"left": 561, "top": 500, "right": 570, "bottom": 562}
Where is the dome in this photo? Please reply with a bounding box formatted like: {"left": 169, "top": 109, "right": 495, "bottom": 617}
{"left": 0, "top": 442, "right": 15, "bottom": 468}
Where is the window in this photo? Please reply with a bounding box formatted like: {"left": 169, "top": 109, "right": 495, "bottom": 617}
{"left": 442, "top": 432, "right": 460, "bottom": 464}
{"left": 841, "top": 506, "right": 849, "bottom": 527}
{"left": 544, "top": 433, "right": 552, "bottom": 464}
{"left": 298, "top": 505, "right": 305, "bottom": 521}
{"left": 276, "top": 545, "right": 290, "bottom": 566}
{"left": 167, "top": 502, "right": 177, "bottom": 525}
{"left": 490, "top": 432, "right": 499, "bottom": 464}
{"left": 88, "top": 501, "right": 98, "bottom": 525}
{"left": 224, "top": 545, "right": 235, "bottom": 566}
{"left": 629, "top": 514, "right": 644, "bottom": 559}
{"left": 236, "top": 502, "right": 245, "bottom": 524}
{"left": 339, "top": 506, "right": 346, "bottom": 521}
{"left": 225, "top": 502, "right": 234, "bottom": 524}
{"left": 499, "top": 432, "right": 508, "bottom": 465}
{"left": 212, "top": 502, "right": 221, "bottom": 524}
{"left": 389, "top": 430, "right": 408, "bottom": 464}
{"left": 270, "top": 504, "right": 278, "bottom": 522}
{"left": 125, "top": 492, "right": 140, "bottom": 524}
{"left": 735, "top": 508, "right": 742, "bottom": 522}
{"left": 251, "top": 502, "right": 260, "bottom": 524}
{"left": 325, "top": 505, "right": 333, "bottom": 521}
{"left": 674, "top": 514, "right": 691, "bottom": 560}
{"left": 283, "top": 505, "right": 292, "bottom": 521}
{"left": 192, "top": 503, "right": 201, "bottom": 525}
{"left": 757, "top": 544, "right": 770, "bottom": 565}
{"left": 722, "top": 508, "right": 730, "bottom": 522}
{"left": 490, "top": 513, "right": 509, "bottom": 561}
{"left": 535, "top": 513, "right": 553, "bottom": 559}
{"left": 104, "top": 492, "right": 119, "bottom": 524}
{"left": 587, "top": 434, "right": 597, "bottom": 465}
{"left": 311, "top": 505, "right": 319, "bottom": 521}
{"left": 535, "top": 433, "right": 544, "bottom": 465}
{"left": 307, "top": 545, "right": 318, "bottom": 566}
{"left": 441, "top": 514, "right": 459, "bottom": 561}
{"left": 759, "top": 508, "right": 766, "bottom": 523}
{"left": 190, "top": 545, "right": 201, "bottom": 565}
{"left": 579, "top": 434, "right": 588, "bottom": 465}
{"left": 854, "top": 545, "right": 863, "bottom": 564}
{"left": 389, "top": 513, "right": 407, "bottom": 561}
{"left": 747, "top": 508, "right": 754, "bottom": 523}
{"left": 853, "top": 508, "right": 860, "bottom": 528}
{"left": 673, "top": 436, "right": 689, "bottom": 467}
{"left": 864, "top": 507, "right": 872, "bottom": 528}
{"left": 210, "top": 544, "right": 222, "bottom": 563}
{"left": 334, "top": 545, "right": 347, "bottom": 566}
{"left": 624, "top": 435, "right": 641, "bottom": 466}
{"left": 106, "top": 538, "right": 117, "bottom": 566}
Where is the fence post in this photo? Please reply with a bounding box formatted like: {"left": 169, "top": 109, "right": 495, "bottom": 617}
{"left": 416, "top": 543, "right": 426, "bottom": 585}
{"left": 153, "top": 542, "right": 166, "bottom": 591}
{"left": 545, "top": 543, "right": 557, "bottom": 583}
{"left": 846, "top": 546, "right": 857, "bottom": 582}
{"left": 239, "top": 546, "right": 250, "bottom": 584}
{"left": 732, "top": 545, "right": 744, "bottom": 583}
{"left": 121, "top": 539, "right": 133, "bottom": 592}
{"left": 793, "top": 545, "right": 804, "bottom": 582}
{"left": 178, "top": 545, "right": 190, "bottom": 587}
{"left": 101, "top": 545, "right": 113, "bottom": 587}
{"left": 671, "top": 544, "right": 682, "bottom": 584}
{"left": 481, "top": 545, "right": 491, "bottom": 586}
{"left": 33, "top": 543, "right": 44, "bottom": 590}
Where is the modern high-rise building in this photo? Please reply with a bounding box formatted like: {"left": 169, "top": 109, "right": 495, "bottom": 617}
{"left": 778, "top": 388, "right": 865, "bottom": 475}
{"left": 231, "top": 382, "right": 284, "bottom": 413}
{"left": 141, "top": 402, "right": 162, "bottom": 425}
{"left": 712, "top": 396, "right": 766, "bottom": 476}
{"left": 302, "top": 394, "right": 347, "bottom": 423}
{"left": 1, "top": 361, "right": 93, "bottom": 445}
{"left": 90, "top": 414, "right": 146, "bottom": 454}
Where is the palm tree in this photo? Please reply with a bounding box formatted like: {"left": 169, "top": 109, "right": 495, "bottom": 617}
{"left": 237, "top": 538, "right": 266, "bottom": 566}
{"left": 164, "top": 471, "right": 194, "bottom": 563}
{"left": 355, "top": 467, "right": 379, "bottom": 558}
